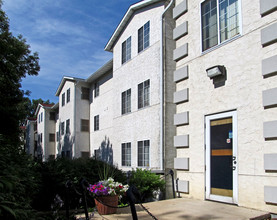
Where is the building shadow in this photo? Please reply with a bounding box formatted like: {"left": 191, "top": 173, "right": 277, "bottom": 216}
{"left": 95, "top": 136, "right": 113, "bottom": 165}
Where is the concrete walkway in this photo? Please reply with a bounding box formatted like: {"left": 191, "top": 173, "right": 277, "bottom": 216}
{"left": 77, "top": 198, "right": 271, "bottom": 220}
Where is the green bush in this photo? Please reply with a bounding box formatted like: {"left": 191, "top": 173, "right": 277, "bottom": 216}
{"left": 32, "top": 158, "right": 127, "bottom": 212}
{"left": 129, "top": 169, "right": 165, "bottom": 202}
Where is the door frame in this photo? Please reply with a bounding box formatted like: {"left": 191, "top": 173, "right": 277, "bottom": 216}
{"left": 205, "top": 110, "right": 238, "bottom": 204}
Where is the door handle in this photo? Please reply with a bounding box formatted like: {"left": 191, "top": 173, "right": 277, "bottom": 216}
{"left": 232, "top": 166, "right": 236, "bottom": 171}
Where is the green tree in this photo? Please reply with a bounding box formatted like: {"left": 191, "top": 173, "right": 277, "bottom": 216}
{"left": 0, "top": 1, "right": 40, "bottom": 219}
{"left": 28, "top": 98, "right": 54, "bottom": 118}
{"left": 0, "top": 0, "right": 40, "bottom": 141}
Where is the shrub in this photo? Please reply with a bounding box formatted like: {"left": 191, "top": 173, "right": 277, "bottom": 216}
{"left": 32, "top": 158, "right": 127, "bottom": 212}
{"left": 129, "top": 169, "right": 165, "bottom": 202}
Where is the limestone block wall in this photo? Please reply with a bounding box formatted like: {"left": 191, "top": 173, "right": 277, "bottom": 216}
{"left": 171, "top": 0, "right": 277, "bottom": 213}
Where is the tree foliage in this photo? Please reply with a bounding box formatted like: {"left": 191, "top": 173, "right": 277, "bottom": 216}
{"left": 28, "top": 98, "right": 54, "bottom": 118}
{"left": 0, "top": 1, "right": 40, "bottom": 140}
{"left": 0, "top": 2, "right": 41, "bottom": 219}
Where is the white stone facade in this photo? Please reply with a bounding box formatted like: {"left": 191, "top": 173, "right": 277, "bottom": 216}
{"left": 24, "top": 0, "right": 277, "bottom": 212}
{"left": 173, "top": 0, "right": 277, "bottom": 213}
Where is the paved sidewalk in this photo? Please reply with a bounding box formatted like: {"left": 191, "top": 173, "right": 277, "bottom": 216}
{"left": 77, "top": 198, "right": 270, "bottom": 220}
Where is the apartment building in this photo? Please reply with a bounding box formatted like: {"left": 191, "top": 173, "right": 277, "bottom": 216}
{"left": 172, "top": 0, "right": 277, "bottom": 213}
{"left": 35, "top": 103, "right": 56, "bottom": 161}
{"left": 103, "top": 0, "right": 175, "bottom": 172}
{"left": 24, "top": 0, "right": 277, "bottom": 212}
{"left": 55, "top": 77, "right": 90, "bottom": 158}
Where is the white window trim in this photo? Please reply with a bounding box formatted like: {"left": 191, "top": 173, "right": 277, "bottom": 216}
{"left": 199, "top": 0, "right": 242, "bottom": 54}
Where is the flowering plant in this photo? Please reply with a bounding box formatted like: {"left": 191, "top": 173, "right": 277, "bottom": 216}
{"left": 87, "top": 177, "right": 128, "bottom": 197}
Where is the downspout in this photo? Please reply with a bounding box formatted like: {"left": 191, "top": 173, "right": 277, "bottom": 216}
{"left": 73, "top": 82, "right": 77, "bottom": 158}
{"left": 160, "top": 0, "right": 174, "bottom": 171}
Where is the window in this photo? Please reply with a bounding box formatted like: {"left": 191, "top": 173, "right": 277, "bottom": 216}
{"left": 201, "top": 0, "right": 240, "bottom": 51}
{"left": 62, "top": 93, "right": 65, "bottom": 106}
{"left": 81, "top": 87, "right": 90, "bottom": 100}
{"left": 122, "top": 36, "right": 131, "bottom": 64}
{"left": 61, "top": 122, "right": 65, "bottom": 135}
{"left": 41, "top": 112, "right": 43, "bottom": 122}
{"left": 49, "top": 133, "right": 55, "bottom": 142}
{"left": 56, "top": 131, "right": 59, "bottom": 142}
{"left": 95, "top": 82, "right": 99, "bottom": 97}
{"left": 138, "top": 79, "right": 150, "bottom": 109}
{"left": 50, "top": 112, "right": 55, "bottom": 120}
{"left": 81, "top": 119, "right": 89, "bottom": 132}
{"left": 38, "top": 114, "right": 40, "bottom": 123}
{"left": 138, "top": 140, "right": 150, "bottom": 167}
{"left": 66, "top": 119, "right": 70, "bottom": 134}
{"left": 67, "top": 88, "right": 70, "bottom": 103}
{"left": 94, "top": 115, "right": 99, "bottom": 131}
{"left": 138, "top": 21, "right": 150, "bottom": 53}
{"left": 40, "top": 133, "right": 43, "bottom": 143}
{"left": 122, "top": 89, "right": 131, "bottom": 115}
{"left": 122, "top": 142, "right": 131, "bottom": 166}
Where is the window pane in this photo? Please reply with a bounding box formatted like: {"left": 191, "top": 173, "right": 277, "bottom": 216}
{"left": 67, "top": 89, "right": 70, "bottom": 103}
{"left": 138, "top": 141, "right": 143, "bottom": 166}
{"left": 138, "top": 27, "right": 143, "bottom": 53}
{"left": 94, "top": 115, "right": 99, "bottom": 131}
{"left": 62, "top": 93, "right": 65, "bottom": 106}
{"left": 219, "top": 0, "right": 239, "bottom": 42}
{"left": 122, "top": 91, "right": 126, "bottom": 114}
{"left": 95, "top": 82, "right": 99, "bottom": 97}
{"left": 122, "top": 41, "right": 126, "bottom": 64}
{"left": 201, "top": 0, "right": 218, "bottom": 51}
{"left": 144, "top": 21, "right": 150, "bottom": 49}
{"left": 138, "top": 83, "right": 143, "bottom": 109}
{"left": 81, "top": 87, "right": 90, "bottom": 100}
{"left": 126, "top": 37, "right": 131, "bottom": 61}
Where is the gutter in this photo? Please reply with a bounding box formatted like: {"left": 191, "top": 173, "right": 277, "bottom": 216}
{"left": 160, "top": 0, "right": 174, "bottom": 171}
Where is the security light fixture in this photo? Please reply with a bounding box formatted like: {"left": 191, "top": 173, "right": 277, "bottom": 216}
{"left": 206, "top": 65, "right": 226, "bottom": 78}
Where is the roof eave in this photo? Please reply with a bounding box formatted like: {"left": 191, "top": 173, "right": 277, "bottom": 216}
{"left": 104, "top": 0, "right": 165, "bottom": 52}
{"left": 86, "top": 59, "right": 113, "bottom": 83}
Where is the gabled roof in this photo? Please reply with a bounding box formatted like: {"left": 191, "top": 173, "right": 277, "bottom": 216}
{"left": 104, "top": 0, "right": 165, "bottom": 52}
{"left": 86, "top": 59, "right": 113, "bottom": 83}
{"left": 34, "top": 103, "right": 54, "bottom": 117}
{"left": 51, "top": 102, "right": 59, "bottom": 110}
{"left": 55, "top": 76, "right": 85, "bottom": 96}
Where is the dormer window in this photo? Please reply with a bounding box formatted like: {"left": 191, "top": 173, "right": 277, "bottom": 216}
{"left": 122, "top": 36, "right": 131, "bottom": 64}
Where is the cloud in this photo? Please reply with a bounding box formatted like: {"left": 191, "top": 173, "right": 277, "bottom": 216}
{"left": 2, "top": 0, "right": 139, "bottom": 103}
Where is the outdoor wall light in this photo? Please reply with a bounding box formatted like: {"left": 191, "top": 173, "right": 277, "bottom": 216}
{"left": 206, "top": 65, "right": 226, "bottom": 78}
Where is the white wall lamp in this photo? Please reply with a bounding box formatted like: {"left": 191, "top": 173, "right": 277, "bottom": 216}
{"left": 206, "top": 65, "right": 226, "bottom": 78}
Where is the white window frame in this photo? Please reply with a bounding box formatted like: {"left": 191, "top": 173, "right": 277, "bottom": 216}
{"left": 122, "top": 89, "right": 131, "bottom": 115}
{"left": 122, "top": 36, "right": 131, "bottom": 64}
{"left": 138, "top": 140, "right": 150, "bottom": 167}
{"left": 66, "top": 88, "right": 70, "bottom": 103}
{"left": 138, "top": 21, "right": 150, "bottom": 53}
{"left": 122, "top": 142, "right": 131, "bottom": 167}
{"left": 200, "top": 0, "right": 242, "bottom": 53}
{"left": 94, "top": 82, "right": 99, "bottom": 98}
{"left": 138, "top": 79, "right": 150, "bottom": 109}
{"left": 62, "top": 93, "right": 65, "bottom": 106}
{"left": 94, "top": 115, "right": 99, "bottom": 131}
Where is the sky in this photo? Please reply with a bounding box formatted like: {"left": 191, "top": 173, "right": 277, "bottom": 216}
{"left": 2, "top": 0, "right": 139, "bottom": 103}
